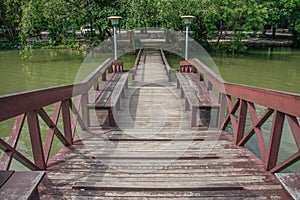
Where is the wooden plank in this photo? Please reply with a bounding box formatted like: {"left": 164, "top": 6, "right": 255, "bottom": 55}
{"left": 181, "top": 73, "right": 219, "bottom": 107}
{"left": 107, "top": 72, "right": 129, "bottom": 108}
{"left": 0, "top": 170, "right": 14, "bottom": 188}
{"left": 276, "top": 173, "right": 300, "bottom": 200}
{"left": 73, "top": 184, "right": 244, "bottom": 192}
{"left": 0, "top": 171, "right": 45, "bottom": 200}
{"left": 91, "top": 73, "right": 128, "bottom": 108}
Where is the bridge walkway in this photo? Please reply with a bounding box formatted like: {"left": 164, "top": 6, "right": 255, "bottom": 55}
{"left": 38, "top": 49, "right": 284, "bottom": 199}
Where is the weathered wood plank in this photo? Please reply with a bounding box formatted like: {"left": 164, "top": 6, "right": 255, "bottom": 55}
{"left": 39, "top": 49, "right": 284, "bottom": 199}
{"left": 0, "top": 171, "right": 45, "bottom": 200}
{"left": 276, "top": 173, "right": 300, "bottom": 200}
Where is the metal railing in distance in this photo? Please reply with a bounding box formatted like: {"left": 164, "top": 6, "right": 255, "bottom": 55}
{"left": 185, "top": 58, "right": 300, "bottom": 173}
{"left": 0, "top": 58, "right": 112, "bottom": 170}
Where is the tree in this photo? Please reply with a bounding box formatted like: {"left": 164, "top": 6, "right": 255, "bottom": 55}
{"left": 0, "top": 0, "right": 23, "bottom": 40}
{"left": 42, "top": 0, "right": 121, "bottom": 45}
{"left": 209, "top": 0, "right": 268, "bottom": 53}
{"left": 281, "top": 0, "right": 300, "bottom": 47}
{"left": 124, "top": 0, "right": 160, "bottom": 31}
{"left": 19, "top": 0, "right": 45, "bottom": 44}
{"left": 0, "top": 0, "right": 299, "bottom": 49}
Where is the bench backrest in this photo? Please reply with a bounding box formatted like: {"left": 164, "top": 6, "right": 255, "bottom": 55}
{"left": 180, "top": 60, "right": 196, "bottom": 73}
{"left": 110, "top": 60, "right": 124, "bottom": 73}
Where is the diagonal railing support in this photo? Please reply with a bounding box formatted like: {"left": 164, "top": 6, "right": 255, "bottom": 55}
{"left": 0, "top": 114, "right": 26, "bottom": 170}
{"left": 27, "top": 110, "right": 46, "bottom": 170}
{"left": 265, "top": 111, "right": 285, "bottom": 171}
{"left": 235, "top": 100, "right": 247, "bottom": 144}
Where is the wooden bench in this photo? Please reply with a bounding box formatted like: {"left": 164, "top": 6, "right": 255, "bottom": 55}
{"left": 0, "top": 170, "right": 45, "bottom": 200}
{"left": 88, "top": 72, "right": 129, "bottom": 127}
{"left": 176, "top": 72, "right": 220, "bottom": 127}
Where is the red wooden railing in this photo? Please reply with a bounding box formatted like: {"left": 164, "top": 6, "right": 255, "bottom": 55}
{"left": 1, "top": 51, "right": 299, "bottom": 174}
{"left": 0, "top": 58, "right": 112, "bottom": 170}
{"left": 183, "top": 58, "right": 300, "bottom": 173}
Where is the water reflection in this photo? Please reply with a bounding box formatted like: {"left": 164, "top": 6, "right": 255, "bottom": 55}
{"left": 0, "top": 49, "right": 85, "bottom": 95}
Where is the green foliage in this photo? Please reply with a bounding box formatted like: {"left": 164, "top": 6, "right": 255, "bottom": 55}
{"left": 0, "top": 39, "right": 20, "bottom": 49}
{"left": 0, "top": 0, "right": 299, "bottom": 50}
{"left": 280, "top": 0, "right": 300, "bottom": 47}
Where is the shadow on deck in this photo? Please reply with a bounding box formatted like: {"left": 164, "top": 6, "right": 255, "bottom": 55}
{"left": 1, "top": 47, "right": 300, "bottom": 199}
{"left": 38, "top": 49, "right": 285, "bottom": 199}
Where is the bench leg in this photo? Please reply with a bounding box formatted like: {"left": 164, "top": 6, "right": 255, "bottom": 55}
{"left": 215, "top": 107, "right": 220, "bottom": 128}
{"left": 181, "top": 88, "right": 185, "bottom": 99}
{"left": 117, "top": 99, "right": 121, "bottom": 110}
{"left": 191, "top": 106, "right": 197, "bottom": 127}
{"left": 200, "top": 108, "right": 211, "bottom": 127}
{"left": 31, "top": 188, "right": 40, "bottom": 200}
{"left": 185, "top": 99, "right": 190, "bottom": 111}
{"left": 121, "top": 88, "right": 125, "bottom": 98}
{"left": 108, "top": 108, "right": 116, "bottom": 127}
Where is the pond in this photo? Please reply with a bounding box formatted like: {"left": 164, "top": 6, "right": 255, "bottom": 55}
{"left": 0, "top": 47, "right": 299, "bottom": 172}
{"left": 0, "top": 49, "right": 136, "bottom": 95}
{"left": 213, "top": 48, "right": 300, "bottom": 94}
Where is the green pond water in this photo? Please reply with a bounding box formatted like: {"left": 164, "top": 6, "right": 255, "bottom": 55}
{"left": 0, "top": 48, "right": 299, "bottom": 172}
{"left": 214, "top": 48, "right": 300, "bottom": 94}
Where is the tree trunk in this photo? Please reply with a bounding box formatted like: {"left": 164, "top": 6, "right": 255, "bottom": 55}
{"left": 272, "top": 27, "right": 276, "bottom": 38}
{"left": 217, "top": 20, "right": 223, "bottom": 47}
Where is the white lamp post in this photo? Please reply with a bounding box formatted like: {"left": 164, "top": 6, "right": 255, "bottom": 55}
{"left": 181, "top": 15, "right": 195, "bottom": 60}
{"left": 108, "top": 16, "right": 122, "bottom": 60}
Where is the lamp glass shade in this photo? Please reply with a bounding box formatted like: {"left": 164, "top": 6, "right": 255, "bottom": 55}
{"left": 108, "top": 16, "right": 122, "bottom": 25}
{"left": 181, "top": 15, "right": 195, "bottom": 25}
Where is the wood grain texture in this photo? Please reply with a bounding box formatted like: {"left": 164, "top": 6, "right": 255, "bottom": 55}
{"left": 39, "top": 50, "right": 284, "bottom": 199}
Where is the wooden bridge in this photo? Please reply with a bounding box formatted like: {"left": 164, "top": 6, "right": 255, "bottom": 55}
{"left": 0, "top": 48, "right": 300, "bottom": 199}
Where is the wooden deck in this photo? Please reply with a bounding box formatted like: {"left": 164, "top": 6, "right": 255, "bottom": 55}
{"left": 38, "top": 50, "right": 284, "bottom": 199}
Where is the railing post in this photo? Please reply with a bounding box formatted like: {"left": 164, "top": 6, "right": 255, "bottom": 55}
{"left": 199, "top": 73, "right": 204, "bottom": 81}
{"left": 235, "top": 100, "right": 248, "bottom": 145}
{"left": 27, "top": 110, "right": 46, "bottom": 170}
{"left": 81, "top": 93, "right": 89, "bottom": 130}
{"left": 207, "top": 81, "right": 213, "bottom": 91}
{"left": 218, "top": 93, "right": 227, "bottom": 129}
{"left": 102, "top": 70, "right": 107, "bottom": 81}
{"left": 265, "top": 111, "right": 285, "bottom": 171}
{"left": 62, "top": 99, "right": 73, "bottom": 145}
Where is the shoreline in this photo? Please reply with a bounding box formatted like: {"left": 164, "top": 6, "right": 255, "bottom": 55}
{"left": 0, "top": 35, "right": 297, "bottom": 51}
{"left": 209, "top": 38, "right": 293, "bottom": 48}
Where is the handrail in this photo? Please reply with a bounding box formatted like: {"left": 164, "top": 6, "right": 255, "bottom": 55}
{"left": 184, "top": 58, "right": 300, "bottom": 173}
{"left": 159, "top": 49, "right": 175, "bottom": 81}
{"left": 0, "top": 58, "right": 112, "bottom": 170}
{"left": 189, "top": 58, "right": 300, "bottom": 117}
{"left": 224, "top": 82, "right": 300, "bottom": 117}
{"left": 132, "top": 48, "right": 143, "bottom": 80}
{"left": 0, "top": 59, "right": 112, "bottom": 122}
